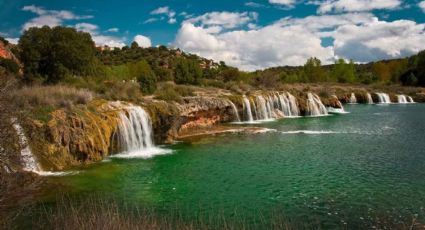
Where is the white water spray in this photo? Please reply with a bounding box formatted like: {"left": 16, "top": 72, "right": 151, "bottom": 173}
{"left": 12, "top": 119, "right": 41, "bottom": 172}
{"left": 306, "top": 93, "right": 328, "bottom": 116}
{"left": 349, "top": 93, "right": 357, "bottom": 104}
{"left": 397, "top": 95, "right": 415, "bottom": 104}
{"left": 113, "top": 105, "right": 171, "bottom": 158}
{"left": 366, "top": 93, "right": 374, "bottom": 104}
{"left": 227, "top": 100, "right": 241, "bottom": 122}
{"left": 376, "top": 93, "right": 391, "bottom": 104}
{"left": 242, "top": 96, "right": 254, "bottom": 122}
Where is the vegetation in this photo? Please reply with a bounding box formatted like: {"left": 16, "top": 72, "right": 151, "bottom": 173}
{"left": 19, "top": 26, "right": 98, "bottom": 83}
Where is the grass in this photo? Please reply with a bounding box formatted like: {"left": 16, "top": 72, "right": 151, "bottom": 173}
{"left": 13, "top": 85, "right": 94, "bottom": 109}
{"left": 155, "top": 82, "right": 195, "bottom": 103}
{"left": 30, "top": 196, "right": 299, "bottom": 230}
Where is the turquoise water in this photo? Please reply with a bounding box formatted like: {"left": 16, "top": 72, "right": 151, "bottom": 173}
{"left": 48, "top": 104, "right": 425, "bottom": 228}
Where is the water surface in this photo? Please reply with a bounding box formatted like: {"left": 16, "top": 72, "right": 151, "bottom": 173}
{"left": 47, "top": 104, "right": 425, "bottom": 229}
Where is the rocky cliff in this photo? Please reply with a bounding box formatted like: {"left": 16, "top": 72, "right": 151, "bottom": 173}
{"left": 22, "top": 87, "right": 425, "bottom": 171}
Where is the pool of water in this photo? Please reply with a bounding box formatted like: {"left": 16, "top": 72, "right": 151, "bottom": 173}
{"left": 46, "top": 104, "right": 425, "bottom": 229}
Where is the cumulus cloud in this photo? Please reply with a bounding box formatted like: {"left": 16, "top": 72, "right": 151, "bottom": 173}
{"left": 133, "top": 35, "right": 152, "bottom": 48}
{"left": 106, "top": 27, "right": 119, "bottom": 33}
{"left": 174, "top": 12, "right": 425, "bottom": 70}
{"left": 150, "top": 6, "right": 176, "bottom": 24}
{"left": 186, "top": 12, "right": 258, "bottom": 30}
{"left": 21, "top": 5, "right": 93, "bottom": 31}
{"left": 318, "top": 0, "right": 401, "bottom": 13}
{"left": 5, "top": 38, "right": 19, "bottom": 44}
{"left": 419, "top": 1, "right": 425, "bottom": 12}
{"left": 268, "top": 0, "right": 296, "bottom": 6}
{"left": 74, "top": 23, "right": 125, "bottom": 48}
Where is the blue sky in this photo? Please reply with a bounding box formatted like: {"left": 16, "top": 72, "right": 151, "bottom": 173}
{"left": 1, "top": 0, "right": 425, "bottom": 70}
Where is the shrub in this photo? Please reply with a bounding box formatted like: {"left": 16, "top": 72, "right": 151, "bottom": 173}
{"left": 0, "top": 58, "right": 19, "bottom": 74}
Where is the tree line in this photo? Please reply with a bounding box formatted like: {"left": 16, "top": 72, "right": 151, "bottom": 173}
{"left": 1, "top": 25, "right": 425, "bottom": 94}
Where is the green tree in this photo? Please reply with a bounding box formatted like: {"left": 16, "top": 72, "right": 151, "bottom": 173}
{"left": 129, "top": 60, "right": 157, "bottom": 94}
{"left": 174, "top": 58, "right": 203, "bottom": 84}
{"left": 303, "top": 57, "right": 326, "bottom": 82}
{"left": 331, "top": 59, "right": 356, "bottom": 83}
{"left": 0, "top": 58, "right": 19, "bottom": 74}
{"left": 19, "top": 26, "right": 97, "bottom": 83}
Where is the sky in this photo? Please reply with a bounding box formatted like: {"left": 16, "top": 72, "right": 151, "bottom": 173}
{"left": 1, "top": 0, "right": 425, "bottom": 70}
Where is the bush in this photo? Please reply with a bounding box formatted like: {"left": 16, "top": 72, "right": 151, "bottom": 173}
{"left": 154, "top": 83, "right": 194, "bottom": 103}
{"left": 0, "top": 58, "right": 19, "bottom": 74}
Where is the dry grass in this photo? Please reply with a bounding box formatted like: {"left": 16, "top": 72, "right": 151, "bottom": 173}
{"left": 30, "top": 196, "right": 299, "bottom": 230}
{"left": 13, "top": 85, "right": 94, "bottom": 109}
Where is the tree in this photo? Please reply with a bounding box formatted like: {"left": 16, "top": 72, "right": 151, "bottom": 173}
{"left": 130, "top": 41, "right": 139, "bottom": 49}
{"left": 303, "top": 57, "right": 326, "bottom": 82}
{"left": 0, "top": 58, "right": 19, "bottom": 74}
{"left": 174, "top": 58, "right": 203, "bottom": 84}
{"left": 331, "top": 59, "right": 356, "bottom": 83}
{"left": 220, "top": 67, "right": 240, "bottom": 82}
{"left": 130, "top": 60, "right": 157, "bottom": 94}
{"left": 19, "top": 26, "right": 97, "bottom": 83}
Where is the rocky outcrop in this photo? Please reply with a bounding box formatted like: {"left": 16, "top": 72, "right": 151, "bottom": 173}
{"left": 22, "top": 86, "right": 425, "bottom": 171}
{"left": 27, "top": 101, "right": 120, "bottom": 170}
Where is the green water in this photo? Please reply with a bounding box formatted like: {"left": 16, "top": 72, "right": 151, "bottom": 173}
{"left": 48, "top": 104, "right": 425, "bottom": 228}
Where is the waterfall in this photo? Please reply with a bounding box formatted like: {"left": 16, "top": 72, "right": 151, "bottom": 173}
{"left": 349, "top": 93, "right": 357, "bottom": 104}
{"left": 397, "top": 95, "right": 408, "bottom": 104}
{"left": 114, "top": 105, "right": 170, "bottom": 158}
{"left": 242, "top": 96, "right": 254, "bottom": 122}
{"left": 366, "top": 93, "right": 374, "bottom": 104}
{"left": 255, "top": 95, "right": 273, "bottom": 120}
{"left": 277, "top": 92, "right": 299, "bottom": 117}
{"left": 287, "top": 93, "right": 300, "bottom": 116}
{"left": 306, "top": 93, "right": 328, "bottom": 116}
{"left": 228, "top": 100, "right": 241, "bottom": 122}
{"left": 327, "top": 95, "right": 347, "bottom": 114}
{"left": 376, "top": 93, "right": 391, "bottom": 104}
{"left": 397, "top": 95, "right": 415, "bottom": 104}
{"left": 12, "top": 119, "right": 41, "bottom": 172}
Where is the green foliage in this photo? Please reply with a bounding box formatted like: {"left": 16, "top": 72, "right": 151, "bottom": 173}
{"left": 220, "top": 67, "right": 240, "bottom": 82}
{"left": 331, "top": 59, "right": 356, "bottom": 83}
{"left": 0, "top": 58, "right": 19, "bottom": 74}
{"left": 174, "top": 58, "right": 203, "bottom": 84}
{"left": 131, "top": 60, "right": 157, "bottom": 94}
{"left": 19, "top": 26, "right": 98, "bottom": 83}
{"left": 0, "top": 36, "right": 9, "bottom": 45}
{"left": 303, "top": 57, "right": 326, "bottom": 82}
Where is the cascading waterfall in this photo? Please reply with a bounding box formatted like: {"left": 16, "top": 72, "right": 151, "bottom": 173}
{"left": 366, "top": 93, "right": 374, "bottom": 104}
{"left": 242, "top": 96, "right": 254, "bottom": 122}
{"left": 376, "top": 93, "right": 391, "bottom": 104}
{"left": 327, "top": 95, "right": 347, "bottom": 114}
{"left": 286, "top": 93, "right": 300, "bottom": 116}
{"left": 12, "top": 119, "right": 41, "bottom": 172}
{"left": 255, "top": 95, "right": 273, "bottom": 120}
{"left": 114, "top": 105, "right": 170, "bottom": 158}
{"left": 306, "top": 93, "right": 328, "bottom": 116}
{"left": 227, "top": 100, "right": 241, "bottom": 122}
{"left": 397, "top": 95, "right": 408, "bottom": 104}
{"left": 349, "top": 93, "right": 357, "bottom": 104}
{"left": 397, "top": 95, "right": 415, "bottom": 104}
{"left": 277, "top": 92, "right": 300, "bottom": 117}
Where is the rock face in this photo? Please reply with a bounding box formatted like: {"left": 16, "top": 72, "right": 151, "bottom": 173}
{"left": 23, "top": 87, "right": 424, "bottom": 171}
{"left": 27, "top": 101, "right": 120, "bottom": 170}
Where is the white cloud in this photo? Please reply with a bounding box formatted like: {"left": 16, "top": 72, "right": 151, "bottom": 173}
{"left": 419, "top": 1, "right": 425, "bottom": 12}
{"left": 134, "top": 35, "right": 152, "bottom": 48}
{"left": 174, "top": 12, "right": 425, "bottom": 70}
{"left": 5, "top": 38, "right": 19, "bottom": 44}
{"left": 21, "top": 5, "right": 93, "bottom": 31}
{"left": 150, "top": 6, "right": 176, "bottom": 24}
{"left": 106, "top": 27, "right": 119, "bottom": 33}
{"left": 268, "top": 0, "right": 296, "bottom": 6}
{"left": 74, "top": 23, "right": 125, "bottom": 48}
{"left": 318, "top": 0, "right": 401, "bottom": 13}
{"left": 186, "top": 12, "right": 258, "bottom": 29}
